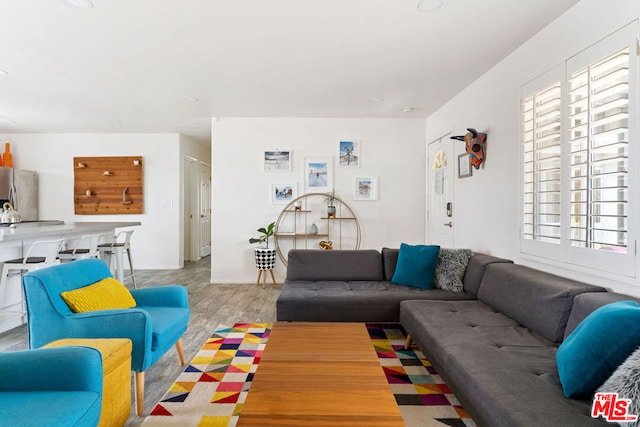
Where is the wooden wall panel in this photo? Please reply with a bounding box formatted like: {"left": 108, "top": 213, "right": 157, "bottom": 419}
{"left": 74, "top": 156, "right": 143, "bottom": 214}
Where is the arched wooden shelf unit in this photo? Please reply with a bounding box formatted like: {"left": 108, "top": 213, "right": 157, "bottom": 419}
{"left": 274, "top": 193, "right": 361, "bottom": 266}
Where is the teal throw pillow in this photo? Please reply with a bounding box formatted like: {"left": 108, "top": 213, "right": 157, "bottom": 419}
{"left": 556, "top": 300, "right": 640, "bottom": 398}
{"left": 391, "top": 243, "right": 440, "bottom": 289}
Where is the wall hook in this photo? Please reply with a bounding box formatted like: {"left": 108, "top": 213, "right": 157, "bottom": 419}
{"left": 122, "top": 187, "right": 132, "bottom": 205}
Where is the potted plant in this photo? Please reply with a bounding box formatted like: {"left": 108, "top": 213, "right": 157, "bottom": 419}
{"left": 249, "top": 221, "right": 277, "bottom": 274}
{"left": 324, "top": 189, "right": 338, "bottom": 217}
{"left": 249, "top": 221, "right": 275, "bottom": 248}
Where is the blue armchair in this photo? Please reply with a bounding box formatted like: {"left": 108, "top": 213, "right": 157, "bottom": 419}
{"left": 0, "top": 346, "right": 103, "bottom": 427}
{"left": 23, "top": 258, "right": 190, "bottom": 416}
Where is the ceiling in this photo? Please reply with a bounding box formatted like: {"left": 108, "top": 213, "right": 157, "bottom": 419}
{"left": 0, "top": 0, "right": 580, "bottom": 143}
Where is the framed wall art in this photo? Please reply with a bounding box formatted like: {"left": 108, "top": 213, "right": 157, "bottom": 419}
{"left": 264, "top": 149, "right": 292, "bottom": 171}
{"left": 270, "top": 182, "right": 297, "bottom": 204}
{"left": 339, "top": 140, "right": 360, "bottom": 167}
{"left": 304, "top": 157, "right": 333, "bottom": 192}
{"left": 458, "top": 153, "right": 472, "bottom": 178}
{"left": 354, "top": 176, "right": 378, "bottom": 200}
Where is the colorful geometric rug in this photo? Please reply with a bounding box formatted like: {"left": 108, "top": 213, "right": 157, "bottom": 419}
{"left": 142, "top": 323, "right": 476, "bottom": 427}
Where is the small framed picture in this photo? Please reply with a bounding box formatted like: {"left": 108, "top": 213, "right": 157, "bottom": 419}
{"left": 264, "top": 149, "right": 292, "bottom": 171}
{"left": 270, "top": 182, "right": 297, "bottom": 204}
{"left": 354, "top": 176, "right": 378, "bottom": 200}
{"left": 305, "top": 157, "right": 333, "bottom": 192}
{"left": 458, "top": 153, "right": 472, "bottom": 178}
{"left": 339, "top": 140, "right": 360, "bottom": 167}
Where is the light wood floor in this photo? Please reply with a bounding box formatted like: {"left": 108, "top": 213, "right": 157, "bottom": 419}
{"left": 0, "top": 257, "right": 281, "bottom": 426}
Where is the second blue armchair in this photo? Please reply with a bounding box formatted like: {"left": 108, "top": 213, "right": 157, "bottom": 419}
{"left": 23, "top": 258, "right": 190, "bottom": 416}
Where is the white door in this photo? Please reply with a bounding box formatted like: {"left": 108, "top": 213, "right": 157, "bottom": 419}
{"left": 199, "top": 163, "right": 212, "bottom": 257}
{"left": 183, "top": 157, "right": 198, "bottom": 261}
{"left": 427, "top": 134, "right": 455, "bottom": 247}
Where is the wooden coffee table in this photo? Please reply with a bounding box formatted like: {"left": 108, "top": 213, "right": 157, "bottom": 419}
{"left": 238, "top": 322, "right": 404, "bottom": 426}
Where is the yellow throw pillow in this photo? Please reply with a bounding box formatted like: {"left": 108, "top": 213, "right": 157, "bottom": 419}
{"left": 61, "top": 277, "right": 136, "bottom": 313}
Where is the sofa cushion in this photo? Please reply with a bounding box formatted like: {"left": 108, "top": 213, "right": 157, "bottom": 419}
{"left": 477, "top": 263, "right": 606, "bottom": 343}
{"left": 277, "top": 280, "right": 474, "bottom": 322}
{"left": 556, "top": 300, "right": 640, "bottom": 398}
{"left": 286, "top": 249, "right": 384, "bottom": 281}
{"left": 435, "top": 248, "right": 472, "bottom": 291}
{"left": 60, "top": 277, "right": 136, "bottom": 313}
{"left": 564, "top": 292, "right": 640, "bottom": 339}
{"left": 461, "top": 253, "right": 513, "bottom": 295}
{"left": 391, "top": 243, "right": 440, "bottom": 289}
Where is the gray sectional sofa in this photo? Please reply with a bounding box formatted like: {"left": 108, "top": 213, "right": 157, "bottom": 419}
{"left": 276, "top": 248, "right": 635, "bottom": 427}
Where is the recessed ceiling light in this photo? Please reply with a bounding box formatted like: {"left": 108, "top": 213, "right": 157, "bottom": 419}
{"left": 0, "top": 70, "right": 8, "bottom": 76}
{"left": 369, "top": 97, "right": 384, "bottom": 103}
{"left": 403, "top": 106, "right": 415, "bottom": 113}
{"left": 417, "top": 0, "right": 443, "bottom": 12}
{"left": 183, "top": 96, "right": 199, "bottom": 102}
{"left": 108, "top": 119, "right": 122, "bottom": 124}
{"left": 64, "top": 0, "right": 94, "bottom": 9}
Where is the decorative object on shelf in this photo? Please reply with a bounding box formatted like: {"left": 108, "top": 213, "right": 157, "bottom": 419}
{"left": 458, "top": 153, "right": 472, "bottom": 178}
{"left": 339, "top": 140, "right": 360, "bottom": 167}
{"left": 310, "top": 223, "right": 319, "bottom": 235}
{"left": 305, "top": 157, "right": 333, "bottom": 192}
{"left": 450, "top": 128, "right": 487, "bottom": 170}
{"left": 73, "top": 156, "right": 143, "bottom": 214}
{"left": 294, "top": 200, "right": 302, "bottom": 211}
{"left": 249, "top": 221, "right": 276, "bottom": 248}
{"left": 324, "top": 189, "right": 338, "bottom": 218}
{"left": 353, "top": 177, "right": 379, "bottom": 201}
{"left": 3, "top": 142, "right": 12, "bottom": 168}
{"left": 264, "top": 149, "right": 292, "bottom": 171}
{"left": 319, "top": 240, "right": 333, "bottom": 250}
{"left": 270, "top": 182, "right": 297, "bottom": 204}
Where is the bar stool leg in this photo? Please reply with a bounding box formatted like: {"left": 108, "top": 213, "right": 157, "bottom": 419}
{"left": 126, "top": 246, "right": 136, "bottom": 289}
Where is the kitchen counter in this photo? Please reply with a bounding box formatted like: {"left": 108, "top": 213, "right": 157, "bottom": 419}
{"left": 0, "top": 221, "right": 141, "bottom": 333}
{"left": 0, "top": 221, "right": 141, "bottom": 242}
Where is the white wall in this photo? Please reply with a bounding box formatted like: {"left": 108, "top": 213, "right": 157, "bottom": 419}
{"left": 0, "top": 133, "right": 190, "bottom": 269}
{"left": 426, "top": 0, "right": 640, "bottom": 297}
{"left": 211, "top": 117, "right": 426, "bottom": 283}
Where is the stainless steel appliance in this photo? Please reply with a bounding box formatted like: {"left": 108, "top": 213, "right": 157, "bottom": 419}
{"left": 0, "top": 168, "right": 38, "bottom": 221}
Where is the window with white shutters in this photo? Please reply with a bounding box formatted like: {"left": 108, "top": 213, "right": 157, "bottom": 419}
{"left": 568, "top": 48, "right": 629, "bottom": 253}
{"left": 522, "top": 81, "right": 562, "bottom": 244}
{"left": 520, "top": 22, "right": 637, "bottom": 277}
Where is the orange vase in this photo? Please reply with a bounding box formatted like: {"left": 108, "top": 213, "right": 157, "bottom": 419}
{"left": 3, "top": 143, "right": 12, "bottom": 168}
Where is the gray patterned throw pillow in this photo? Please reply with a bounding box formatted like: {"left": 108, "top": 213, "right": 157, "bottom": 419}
{"left": 596, "top": 346, "right": 640, "bottom": 426}
{"left": 434, "top": 248, "right": 472, "bottom": 292}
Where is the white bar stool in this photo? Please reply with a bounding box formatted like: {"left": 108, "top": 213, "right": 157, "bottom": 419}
{"left": 0, "top": 238, "right": 64, "bottom": 320}
{"left": 98, "top": 229, "right": 136, "bottom": 288}
{"left": 58, "top": 234, "right": 104, "bottom": 262}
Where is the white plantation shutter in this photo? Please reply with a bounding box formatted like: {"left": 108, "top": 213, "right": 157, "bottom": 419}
{"left": 520, "top": 22, "right": 637, "bottom": 277}
{"left": 522, "top": 81, "right": 562, "bottom": 244}
{"left": 568, "top": 48, "right": 629, "bottom": 253}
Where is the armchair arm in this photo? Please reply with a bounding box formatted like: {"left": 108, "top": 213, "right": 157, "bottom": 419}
{"left": 0, "top": 347, "right": 102, "bottom": 394}
{"left": 130, "top": 285, "right": 189, "bottom": 308}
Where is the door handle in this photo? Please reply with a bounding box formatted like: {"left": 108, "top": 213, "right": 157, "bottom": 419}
{"left": 443, "top": 221, "right": 452, "bottom": 228}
